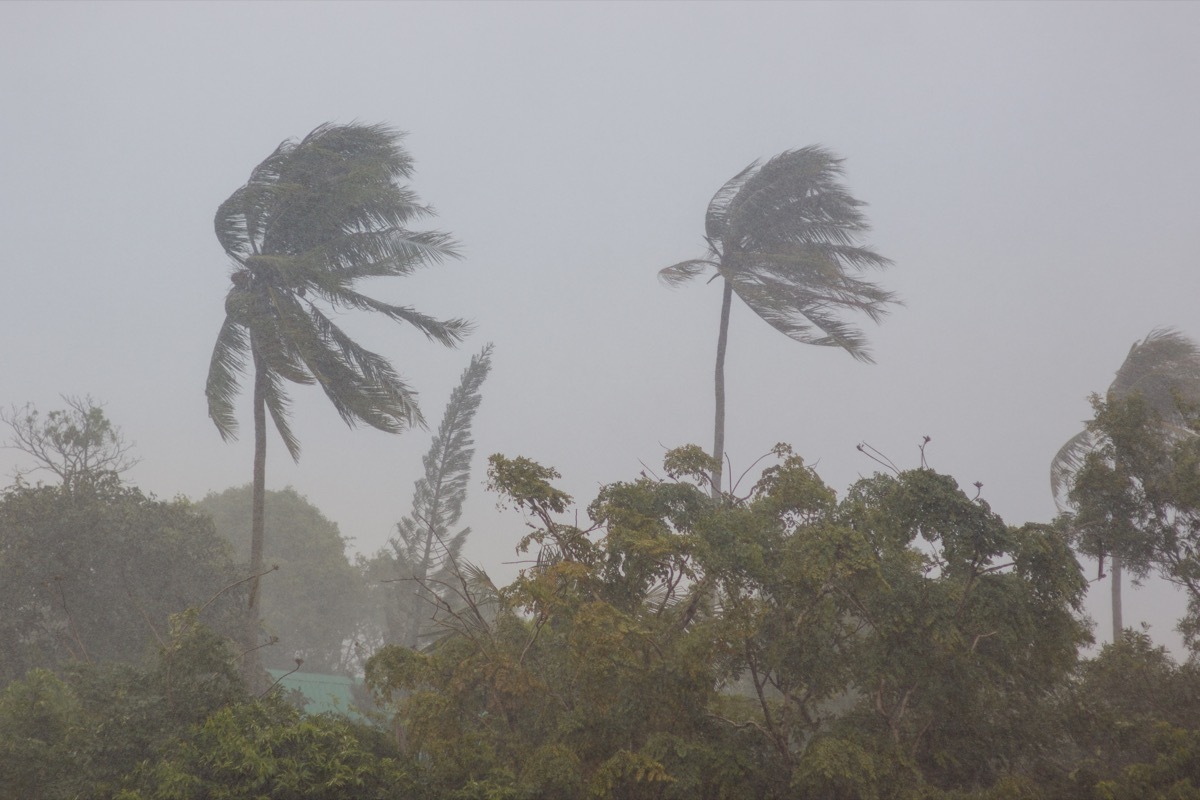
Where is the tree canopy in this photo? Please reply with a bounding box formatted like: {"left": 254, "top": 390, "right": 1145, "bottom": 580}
{"left": 197, "top": 485, "right": 366, "bottom": 673}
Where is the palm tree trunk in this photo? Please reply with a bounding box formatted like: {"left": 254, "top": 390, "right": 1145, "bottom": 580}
{"left": 243, "top": 359, "right": 268, "bottom": 685}
{"left": 711, "top": 279, "right": 734, "bottom": 498}
{"left": 1111, "top": 555, "right": 1123, "bottom": 644}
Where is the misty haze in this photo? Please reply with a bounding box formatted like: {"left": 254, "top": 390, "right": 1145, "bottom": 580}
{"left": 3, "top": 2, "right": 1200, "bottom": 797}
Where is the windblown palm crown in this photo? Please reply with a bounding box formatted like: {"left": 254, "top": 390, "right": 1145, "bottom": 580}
{"left": 660, "top": 146, "right": 897, "bottom": 496}
{"left": 206, "top": 122, "right": 469, "bottom": 457}
{"left": 660, "top": 146, "right": 897, "bottom": 359}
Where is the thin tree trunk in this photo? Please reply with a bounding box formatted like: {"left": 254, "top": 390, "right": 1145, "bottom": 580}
{"left": 243, "top": 360, "right": 268, "bottom": 685}
{"left": 711, "top": 279, "right": 734, "bottom": 498}
{"left": 1111, "top": 555, "right": 1123, "bottom": 644}
{"left": 404, "top": 528, "right": 434, "bottom": 650}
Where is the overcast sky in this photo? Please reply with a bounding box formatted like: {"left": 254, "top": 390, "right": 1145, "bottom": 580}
{"left": 4, "top": 1, "right": 1199, "bottom": 653}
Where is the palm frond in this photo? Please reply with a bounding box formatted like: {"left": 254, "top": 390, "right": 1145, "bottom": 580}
{"left": 705, "top": 160, "right": 759, "bottom": 242}
{"left": 1110, "top": 327, "right": 1200, "bottom": 414}
{"left": 302, "top": 228, "right": 461, "bottom": 280}
{"left": 729, "top": 265, "right": 897, "bottom": 361}
{"left": 301, "top": 302, "right": 423, "bottom": 431}
{"left": 1050, "top": 429, "right": 1097, "bottom": 512}
{"left": 205, "top": 315, "right": 249, "bottom": 440}
{"left": 260, "top": 366, "right": 301, "bottom": 462}
{"left": 658, "top": 259, "right": 714, "bottom": 288}
{"left": 333, "top": 290, "right": 472, "bottom": 347}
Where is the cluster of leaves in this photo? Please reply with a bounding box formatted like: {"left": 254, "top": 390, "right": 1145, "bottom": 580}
{"left": 366, "top": 447, "right": 1094, "bottom": 799}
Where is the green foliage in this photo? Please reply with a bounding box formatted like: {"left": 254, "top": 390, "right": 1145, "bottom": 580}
{"left": 1055, "top": 631, "right": 1200, "bottom": 792}
{"left": 487, "top": 455, "right": 573, "bottom": 516}
{"left": 369, "top": 447, "right": 1090, "bottom": 799}
{"left": 1051, "top": 328, "right": 1200, "bottom": 643}
{"left": 1094, "top": 725, "right": 1200, "bottom": 800}
{"left": 0, "top": 481, "right": 243, "bottom": 684}
{"left": 1068, "top": 392, "right": 1200, "bottom": 643}
{"left": 0, "top": 612, "right": 245, "bottom": 799}
{"left": 0, "top": 612, "right": 410, "bottom": 800}
{"left": 196, "top": 486, "right": 366, "bottom": 673}
{"left": 1, "top": 396, "right": 138, "bottom": 495}
{"left": 0, "top": 669, "right": 77, "bottom": 799}
{"left": 123, "top": 701, "right": 413, "bottom": 800}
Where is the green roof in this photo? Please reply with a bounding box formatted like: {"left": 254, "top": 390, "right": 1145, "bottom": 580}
{"left": 266, "top": 669, "right": 364, "bottom": 719}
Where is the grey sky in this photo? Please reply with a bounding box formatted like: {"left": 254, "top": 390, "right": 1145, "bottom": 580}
{"left": 4, "top": 1, "right": 1198, "bottom": 652}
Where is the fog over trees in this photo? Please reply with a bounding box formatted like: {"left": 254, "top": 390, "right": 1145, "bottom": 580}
{"left": 4, "top": 2, "right": 1200, "bottom": 797}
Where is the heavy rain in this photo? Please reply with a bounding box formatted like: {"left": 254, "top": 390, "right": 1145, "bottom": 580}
{"left": 3, "top": 2, "right": 1200, "bottom": 796}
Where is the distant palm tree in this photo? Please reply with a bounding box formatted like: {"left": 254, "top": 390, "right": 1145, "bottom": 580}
{"left": 1051, "top": 327, "right": 1200, "bottom": 643}
{"left": 205, "top": 122, "right": 469, "bottom": 679}
{"left": 660, "top": 147, "right": 898, "bottom": 496}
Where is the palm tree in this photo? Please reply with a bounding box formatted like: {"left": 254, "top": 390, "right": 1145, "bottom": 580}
{"left": 1051, "top": 327, "right": 1200, "bottom": 643}
{"left": 660, "top": 147, "right": 898, "bottom": 496}
{"left": 205, "top": 122, "right": 469, "bottom": 680}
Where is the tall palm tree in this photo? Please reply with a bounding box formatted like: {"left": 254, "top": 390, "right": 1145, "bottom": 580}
{"left": 205, "top": 122, "right": 469, "bottom": 679}
{"left": 660, "top": 147, "right": 898, "bottom": 496}
{"left": 1051, "top": 327, "right": 1200, "bottom": 643}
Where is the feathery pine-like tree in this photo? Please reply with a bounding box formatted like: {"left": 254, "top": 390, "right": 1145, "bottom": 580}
{"left": 386, "top": 344, "right": 493, "bottom": 649}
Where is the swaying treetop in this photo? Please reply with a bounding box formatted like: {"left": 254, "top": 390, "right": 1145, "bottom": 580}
{"left": 206, "top": 122, "right": 471, "bottom": 460}
{"left": 660, "top": 146, "right": 899, "bottom": 360}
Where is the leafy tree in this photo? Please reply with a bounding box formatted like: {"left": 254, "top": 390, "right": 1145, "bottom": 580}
{"left": 0, "top": 481, "right": 243, "bottom": 685}
{"left": 1057, "top": 630, "right": 1200, "bottom": 791}
{"left": 367, "top": 446, "right": 1088, "bottom": 799}
{"left": 0, "top": 611, "right": 245, "bottom": 799}
{"left": 196, "top": 485, "right": 366, "bottom": 674}
{"left": 823, "top": 469, "right": 1089, "bottom": 792}
{"left": 123, "top": 700, "right": 414, "bottom": 800}
{"left": 1, "top": 396, "right": 137, "bottom": 495}
{"left": 1092, "top": 724, "right": 1200, "bottom": 800}
{"left": 1068, "top": 391, "right": 1200, "bottom": 649}
{"left": 659, "top": 148, "right": 898, "bottom": 495}
{"left": 370, "top": 344, "right": 494, "bottom": 650}
{"left": 1052, "top": 328, "right": 1200, "bottom": 641}
{"left": 205, "top": 122, "right": 469, "bottom": 680}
